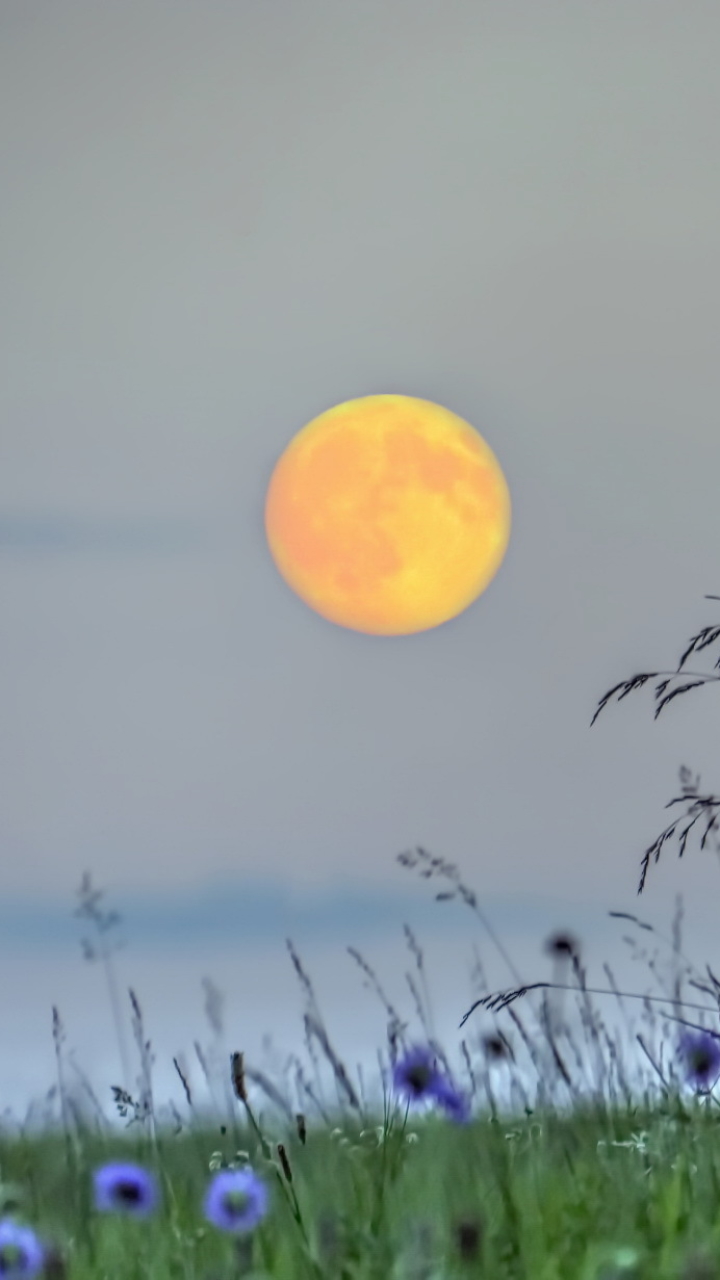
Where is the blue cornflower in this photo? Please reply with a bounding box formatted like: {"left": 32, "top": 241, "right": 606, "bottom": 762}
{"left": 0, "top": 1220, "right": 44, "bottom": 1279}
{"left": 203, "top": 1168, "right": 269, "bottom": 1236}
{"left": 392, "top": 1045, "right": 445, "bottom": 1106}
{"left": 92, "top": 1162, "right": 159, "bottom": 1218}
{"left": 678, "top": 1030, "right": 720, "bottom": 1092}
{"left": 391, "top": 1045, "right": 472, "bottom": 1124}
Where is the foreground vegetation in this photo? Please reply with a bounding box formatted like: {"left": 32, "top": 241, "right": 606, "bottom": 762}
{"left": 6, "top": 597, "right": 720, "bottom": 1279}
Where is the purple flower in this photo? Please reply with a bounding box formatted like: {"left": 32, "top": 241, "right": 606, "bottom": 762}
{"left": 391, "top": 1045, "right": 471, "bottom": 1123}
{"left": 0, "top": 1220, "right": 44, "bottom": 1279}
{"left": 678, "top": 1030, "right": 720, "bottom": 1092}
{"left": 92, "top": 1162, "right": 159, "bottom": 1218}
{"left": 203, "top": 1169, "right": 269, "bottom": 1236}
{"left": 392, "top": 1045, "right": 445, "bottom": 1106}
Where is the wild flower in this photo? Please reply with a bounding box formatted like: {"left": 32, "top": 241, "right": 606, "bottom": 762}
{"left": 0, "top": 1220, "right": 45, "bottom": 1279}
{"left": 453, "top": 1216, "right": 483, "bottom": 1263}
{"left": 597, "top": 1131, "right": 649, "bottom": 1155}
{"left": 392, "top": 1045, "right": 444, "bottom": 1106}
{"left": 391, "top": 1044, "right": 471, "bottom": 1123}
{"left": 482, "top": 1033, "right": 511, "bottom": 1062}
{"left": 678, "top": 1030, "right": 720, "bottom": 1092}
{"left": 92, "top": 1162, "right": 159, "bottom": 1218}
{"left": 92, "top": 1154, "right": 269, "bottom": 1248}
{"left": 202, "top": 1168, "right": 269, "bottom": 1236}
{"left": 543, "top": 930, "right": 582, "bottom": 961}
{"left": 373, "top": 1126, "right": 421, "bottom": 1146}
{"left": 208, "top": 1150, "right": 250, "bottom": 1173}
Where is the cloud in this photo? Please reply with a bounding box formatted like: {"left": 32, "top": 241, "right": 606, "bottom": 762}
{"left": 0, "top": 514, "right": 209, "bottom": 554}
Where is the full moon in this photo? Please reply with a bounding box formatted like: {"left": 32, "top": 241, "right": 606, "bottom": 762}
{"left": 264, "top": 394, "right": 511, "bottom": 636}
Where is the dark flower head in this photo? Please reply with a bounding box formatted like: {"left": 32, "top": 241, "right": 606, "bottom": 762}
{"left": 92, "top": 1162, "right": 159, "bottom": 1218}
{"left": 482, "top": 1034, "right": 509, "bottom": 1062}
{"left": 35, "top": 1240, "right": 65, "bottom": 1280}
{"left": 678, "top": 1030, "right": 720, "bottom": 1091}
{"left": 454, "top": 1217, "right": 484, "bottom": 1262}
{"left": 543, "top": 930, "right": 581, "bottom": 960}
{"left": 203, "top": 1169, "right": 269, "bottom": 1236}
{"left": 0, "top": 1220, "right": 44, "bottom": 1279}
{"left": 391, "top": 1046, "right": 444, "bottom": 1106}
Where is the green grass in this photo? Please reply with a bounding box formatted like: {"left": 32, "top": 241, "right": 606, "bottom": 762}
{"left": 3, "top": 852, "right": 720, "bottom": 1280}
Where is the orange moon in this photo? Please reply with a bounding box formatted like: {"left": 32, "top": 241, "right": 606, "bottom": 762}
{"left": 264, "top": 394, "right": 511, "bottom": 636}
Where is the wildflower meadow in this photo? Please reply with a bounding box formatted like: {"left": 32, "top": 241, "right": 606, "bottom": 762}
{"left": 5, "top": 597, "right": 720, "bottom": 1277}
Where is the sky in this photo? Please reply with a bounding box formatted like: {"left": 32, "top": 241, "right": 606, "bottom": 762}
{"left": 3, "top": 0, "right": 720, "bottom": 1132}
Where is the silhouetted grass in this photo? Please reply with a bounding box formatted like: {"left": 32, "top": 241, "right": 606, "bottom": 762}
{"left": 590, "top": 593, "right": 720, "bottom": 893}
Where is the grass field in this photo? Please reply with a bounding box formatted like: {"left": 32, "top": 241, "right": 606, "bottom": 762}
{"left": 6, "top": 608, "right": 720, "bottom": 1279}
{"left": 3, "top": 852, "right": 720, "bottom": 1280}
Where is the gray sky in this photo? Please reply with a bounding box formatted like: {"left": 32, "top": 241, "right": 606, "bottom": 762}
{"left": 3, "top": 0, "right": 720, "bottom": 1129}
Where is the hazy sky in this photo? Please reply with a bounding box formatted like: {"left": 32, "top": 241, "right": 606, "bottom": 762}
{"left": 3, "top": 0, "right": 720, "bottom": 1129}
